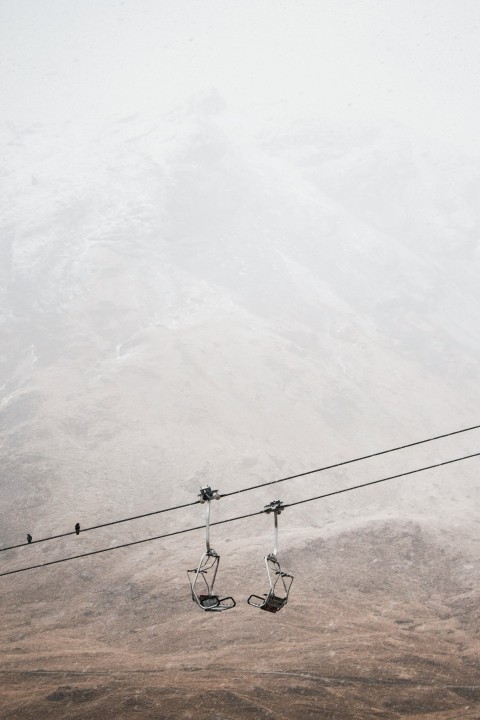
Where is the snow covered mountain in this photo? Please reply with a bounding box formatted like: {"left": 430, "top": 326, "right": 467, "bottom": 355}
{"left": 1, "top": 97, "right": 479, "bottom": 548}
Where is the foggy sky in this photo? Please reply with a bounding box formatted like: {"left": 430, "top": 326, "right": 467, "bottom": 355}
{"left": 1, "top": 0, "right": 480, "bottom": 151}
{"left": 1, "top": 0, "right": 480, "bottom": 536}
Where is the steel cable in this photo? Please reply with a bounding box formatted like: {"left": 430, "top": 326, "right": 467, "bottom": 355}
{"left": 1, "top": 422, "right": 479, "bottom": 554}
{"left": 1, "top": 450, "right": 478, "bottom": 579}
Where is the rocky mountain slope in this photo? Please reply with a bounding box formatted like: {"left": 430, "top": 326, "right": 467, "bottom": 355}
{"left": 1, "top": 99, "right": 479, "bottom": 717}
{"left": 1, "top": 519, "right": 479, "bottom": 719}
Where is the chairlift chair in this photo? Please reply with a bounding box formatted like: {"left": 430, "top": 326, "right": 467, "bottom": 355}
{"left": 187, "top": 486, "right": 236, "bottom": 612}
{"left": 247, "top": 500, "right": 293, "bottom": 613}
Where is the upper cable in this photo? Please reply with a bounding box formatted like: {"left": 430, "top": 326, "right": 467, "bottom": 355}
{"left": 1, "top": 449, "right": 478, "bottom": 578}
{"left": 1, "top": 421, "right": 479, "bottom": 554}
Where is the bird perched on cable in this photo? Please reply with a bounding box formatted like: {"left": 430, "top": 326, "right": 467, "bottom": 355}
{"left": 27, "top": 534, "right": 32, "bottom": 544}
{"left": 75, "top": 523, "right": 80, "bottom": 535}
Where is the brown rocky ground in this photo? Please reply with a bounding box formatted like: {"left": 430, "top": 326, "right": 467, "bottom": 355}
{"left": 1, "top": 520, "right": 478, "bottom": 719}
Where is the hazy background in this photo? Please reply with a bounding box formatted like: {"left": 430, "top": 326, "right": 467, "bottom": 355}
{"left": 1, "top": 3, "right": 480, "bottom": 718}
{"left": 1, "top": 0, "right": 479, "bottom": 566}
{"left": 2, "top": 0, "right": 480, "bottom": 148}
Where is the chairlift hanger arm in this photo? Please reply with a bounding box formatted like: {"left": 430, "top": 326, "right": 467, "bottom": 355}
{"left": 264, "top": 500, "right": 284, "bottom": 557}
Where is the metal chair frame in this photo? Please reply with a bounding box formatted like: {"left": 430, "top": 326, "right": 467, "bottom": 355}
{"left": 247, "top": 501, "right": 293, "bottom": 613}
{"left": 187, "top": 486, "right": 236, "bottom": 612}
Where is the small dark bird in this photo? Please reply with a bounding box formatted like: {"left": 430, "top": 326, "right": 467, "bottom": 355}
{"left": 75, "top": 523, "right": 80, "bottom": 535}
{"left": 27, "top": 534, "right": 32, "bottom": 544}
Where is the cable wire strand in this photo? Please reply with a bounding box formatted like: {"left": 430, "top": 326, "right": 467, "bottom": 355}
{"left": 220, "top": 423, "right": 480, "bottom": 499}
{"left": 1, "top": 450, "right": 477, "bottom": 579}
{"left": 1, "top": 422, "right": 479, "bottom": 554}
{"left": 0, "top": 499, "right": 200, "bottom": 553}
{"left": 283, "top": 451, "right": 480, "bottom": 509}
{"left": 0, "top": 510, "right": 264, "bottom": 578}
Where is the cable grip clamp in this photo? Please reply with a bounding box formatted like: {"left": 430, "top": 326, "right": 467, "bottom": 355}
{"left": 198, "top": 486, "right": 220, "bottom": 503}
{"left": 264, "top": 500, "right": 284, "bottom": 515}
